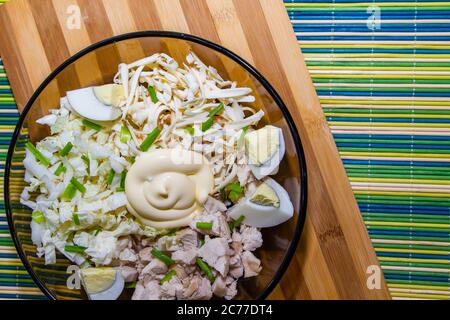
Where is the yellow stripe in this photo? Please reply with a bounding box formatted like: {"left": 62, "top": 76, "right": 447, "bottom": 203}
{"left": 310, "top": 66, "right": 450, "bottom": 71}
{"left": 300, "top": 44, "right": 450, "bottom": 49}
{"left": 329, "top": 121, "right": 450, "bottom": 128}
{"left": 342, "top": 152, "right": 450, "bottom": 160}
{"left": 326, "top": 113, "right": 450, "bottom": 119}
{"left": 367, "top": 221, "right": 450, "bottom": 229}
{"left": 349, "top": 176, "right": 450, "bottom": 184}
{"left": 315, "top": 73, "right": 450, "bottom": 80}
{"left": 390, "top": 292, "right": 450, "bottom": 299}
{"left": 0, "top": 270, "right": 29, "bottom": 275}
{"left": 376, "top": 248, "right": 449, "bottom": 255}
{"left": 321, "top": 98, "right": 450, "bottom": 105}
{"left": 353, "top": 190, "right": 450, "bottom": 198}
{"left": 388, "top": 283, "right": 450, "bottom": 291}
{"left": 379, "top": 257, "right": 450, "bottom": 264}
{"left": 304, "top": 53, "right": 450, "bottom": 59}
{"left": 286, "top": 2, "right": 450, "bottom": 7}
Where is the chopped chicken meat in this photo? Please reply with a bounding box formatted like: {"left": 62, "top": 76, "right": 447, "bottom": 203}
{"left": 132, "top": 280, "right": 161, "bottom": 300}
{"left": 120, "top": 265, "right": 138, "bottom": 282}
{"left": 181, "top": 275, "right": 213, "bottom": 300}
{"left": 191, "top": 212, "right": 231, "bottom": 239}
{"left": 212, "top": 276, "right": 238, "bottom": 300}
{"left": 239, "top": 225, "right": 263, "bottom": 251}
{"left": 141, "top": 258, "right": 168, "bottom": 276}
{"left": 198, "top": 237, "right": 233, "bottom": 277}
{"left": 241, "top": 250, "right": 262, "bottom": 278}
{"left": 161, "top": 276, "right": 184, "bottom": 300}
{"left": 172, "top": 248, "right": 198, "bottom": 265}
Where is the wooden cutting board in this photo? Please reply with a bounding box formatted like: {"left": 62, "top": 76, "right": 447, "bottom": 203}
{"left": 0, "top": 0, "right": 390, "bottom": 299}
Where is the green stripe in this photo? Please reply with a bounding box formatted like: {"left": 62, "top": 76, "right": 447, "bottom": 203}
{"left": 381, "top": 261, "right": 450, "bottom": 269}
{"left": 339, "top": 147, "right": 450, "bottom": 154}
{"left": 363, "top": 215, "right": 450, "bottom": 224}
{"left": 368, "top": 226, "right": 450, "bottom": 232}
{"left": 348, "top": 172, "right": 450, "bottom": 180}
{"left": 374, "top": 243, "right": 450, "bottom": 251}
{"left": 308, "top": 61, "right": 450, "bottom": 68}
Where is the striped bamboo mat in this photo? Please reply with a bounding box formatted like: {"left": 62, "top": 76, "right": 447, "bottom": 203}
{"left": 0, "top": 0, "right": 449, "bottom": 300}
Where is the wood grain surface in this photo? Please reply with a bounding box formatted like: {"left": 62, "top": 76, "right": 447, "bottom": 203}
{"left": 0, "top": 0, "right": 390, "bottom": 299}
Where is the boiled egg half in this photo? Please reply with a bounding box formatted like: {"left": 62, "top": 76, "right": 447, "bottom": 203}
{"left": 245, "top": 125, "right": 285, "bottom": 180}
{"left": 66, "top": 84, "right": 124, "bottom": 121}
{"left": 80, "top": 267, "right": 124, "bottom": 300}
{"left": 228, "top": 178, "right": 293, "bottom": 228}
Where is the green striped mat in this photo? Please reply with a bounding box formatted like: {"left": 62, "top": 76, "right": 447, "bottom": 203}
{"left": 0, "top": 0, "right": 449, "bottom": 300}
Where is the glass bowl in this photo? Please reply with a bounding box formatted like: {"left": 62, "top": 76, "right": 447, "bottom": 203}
{"left": 4, "top": 31, "right": 307, "bottom": 300}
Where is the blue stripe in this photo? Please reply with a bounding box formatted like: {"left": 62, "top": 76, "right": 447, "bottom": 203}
{"left": 304, "top": 49, "right": 450, "bottom": 54}
{"left": 318, "top": 91, "right": 450, "bottom": 97}
{"left": 361, "top": 208, "right": 450, "bottom": 215}
{"left": 294, "top": 24, "right": 450, "bottom": 32}
{"left": 377, "top": 252, "right": 450, "bottom": 259}
{"left": 334, "top": 134, "right": 450, "bottom": 141}
{"left": 384, "top": 274, "right": 449, "bottom": 282}
{"left": 0, "top": 294, "right": 46, "bottom": 299}
{"left": 359, "top": 203, "right": 450, "bottom": 212}
{"left": 287, "top": 10, "right": 450, "bottom": 18}
{"left": 299, "top": 36, "right": 450, "bottom": 41}
{"left": 284, "top": 0, "right": 450, "bottom": 3}
{"left": 342, "top": 159, "right": 450, "bottom": 167}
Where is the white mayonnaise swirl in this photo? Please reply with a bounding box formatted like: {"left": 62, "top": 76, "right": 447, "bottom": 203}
{"left": 125, "top": 149, "right": 214, "bottom": 228}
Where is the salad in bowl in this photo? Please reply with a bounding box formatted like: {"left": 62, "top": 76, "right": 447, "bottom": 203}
{"left": 10, "top": 34, "right": 305, "bottom": 300}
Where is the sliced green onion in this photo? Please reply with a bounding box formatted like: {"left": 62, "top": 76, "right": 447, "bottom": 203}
{"left": 160, "top": 270, "right": 177, "bottom": 285}
{"left": 82, "top": 119, "right": 103, "bottom": 131}
{"left": 73, "top": 213, "right": 80, "bottom": 226}
{"left": 25, "top": 142, "right": 50, "bottom": 166}
{"left": 199, "top": 239, "right": 205, "bottom": 247}
{"left": 196, "top": 258, "right": 215, "bottom": 282}
{"left": 196, "top": 222, "right": 213, "bottom": 230}
{"left": 225, "top": 182, "right": 244, "bottom": 203}
{"left": 237, "top": 126, "right": 249, "bottom": 150}
{"left": 228, "top": 191, "right": 241, "bottom": 203}
{"left": 230, "top": 215, "right": 246, "bottom": 230}
{"left": 31, "top": 211, "right": 45, "bottom": 224}
{"left": 54, "top": 163, "right": 66, "bottom": 176}
{"left": 64, "top": 245, "right": 86, "bottom": 254}
{"left": 140, "top": 127, "right": 161, "bottom": 151}
{"left": 107, "top": 169, "right": 115, "bottom": 185}
{"left": 208, "top": 103, "right": 224, "bottom": 117}
{"left": 151, "top": 248, "right": 175, "bottom": 267}
{"left": 120, "top": 125, "right": 132, "bottom": 144}
{"left": 59, "top": 142, "right": 73, "bottom": 157}
{"left": 120, "top": 170, "right": 127, "bottom": 189}
{"left": 94, "top": 228, "right": 102, "bottom": 236}
{"left": 81, "top": 154, "right": 90, "bottom": 174}
{"left": 61, "top": 183, "right": 77, "bottom": 201}
{"left": 70, "top": 177, "right": 86, "bottom": 193}
{"left": 201, "top": 117, "right": 214, "bottom": 132}
{"left": 185, "top": 127, "right": 195, "bottom": 136}
{"left": 116, "top": 187, "right": 125, "bottom": 192}
{"left": 125, "top": 282, "right": 137, "bottom": 289}
{"left": 201, "top": 103, "right": 224, "bottom": 132}
{"left": 225, "top": 182, "right": 243, "bottom": 193}
{"left": 148, "top": 85, "right": 159, "bottom": 103}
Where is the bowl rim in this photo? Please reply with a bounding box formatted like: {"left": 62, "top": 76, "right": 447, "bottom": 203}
{"left": 4, "top": 30, "right": 308, "bottom": 300}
